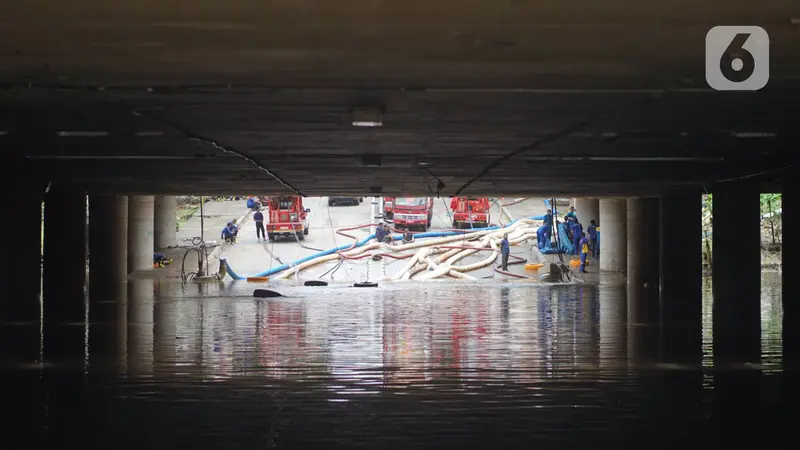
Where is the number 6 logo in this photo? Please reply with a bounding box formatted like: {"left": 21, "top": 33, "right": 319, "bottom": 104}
{"left": 706, "top": 26, "right": 769, "bottom": 91}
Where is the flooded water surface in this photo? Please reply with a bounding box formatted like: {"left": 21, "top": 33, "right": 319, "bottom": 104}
{"left": 4, "top": 274, "right": 786, "bottom": 448}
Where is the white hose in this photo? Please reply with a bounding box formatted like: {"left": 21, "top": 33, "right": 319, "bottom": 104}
{"left": 273, "top": 219, "right": 541, "bottom": 281}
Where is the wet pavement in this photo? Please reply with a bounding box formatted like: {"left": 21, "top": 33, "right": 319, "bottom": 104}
{"left": 220, "top": 197, "right": 563, "bottom": 282}
{"left": 2, "top": 272, "right": 786, "bottom": 448}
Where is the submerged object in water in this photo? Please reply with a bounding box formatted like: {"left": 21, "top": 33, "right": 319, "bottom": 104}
{"left": 253, "top": 289, "right": 283, "bottom": 298}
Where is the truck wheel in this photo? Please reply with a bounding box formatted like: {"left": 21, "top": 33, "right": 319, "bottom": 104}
{"left": 304, "top": 226, "right": 309, "bottom": 235}
{"left": 267, "top": 233, "right": 274, "bottom": 241}
{"left": 297, "top": 232, "right": 305, "bottom": 241}
{"left": 328, "top": 199, "right": 334, "bottom": 206}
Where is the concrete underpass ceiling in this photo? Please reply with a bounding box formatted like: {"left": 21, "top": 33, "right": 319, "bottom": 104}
{"left": 1, "top": 1, "right": 799, "bottom": 196}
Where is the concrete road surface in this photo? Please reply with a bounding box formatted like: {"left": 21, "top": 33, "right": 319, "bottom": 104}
{"left": 221, "top": 197, "right": 585, "bottom": 284}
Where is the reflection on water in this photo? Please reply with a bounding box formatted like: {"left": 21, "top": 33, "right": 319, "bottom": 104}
{"left": 3, "top": 274, "right": 785, "bottom": 447}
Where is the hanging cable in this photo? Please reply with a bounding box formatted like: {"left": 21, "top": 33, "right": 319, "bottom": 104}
{"left": 129, "top": 109, "right": 305, "bottom": 196}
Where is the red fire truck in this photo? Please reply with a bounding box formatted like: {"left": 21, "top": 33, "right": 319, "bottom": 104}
{"left": 383, "top": 196, "right": 395, "bottom": 219}
{"left": 392, "top": 197, "right": 434, "bottom": 231}
{"left": 451, "top": 197, "right": 491, "bottom": 229}
{"left": 265, "top": 196, "right": 310, "bottom": 241}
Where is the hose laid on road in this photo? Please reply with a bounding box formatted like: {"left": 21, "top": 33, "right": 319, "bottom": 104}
{"left": 224, "top": 217, "right": 538, "bottom": 280}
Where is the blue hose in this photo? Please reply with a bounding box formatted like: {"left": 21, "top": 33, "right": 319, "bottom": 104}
{"left": 225, "top": 217, "right": 541, "bottom": 280}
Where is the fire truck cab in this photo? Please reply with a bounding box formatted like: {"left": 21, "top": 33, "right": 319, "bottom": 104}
{"left": 451, "top": 197, "right": 490, "bottom": 229}
{"left": 392, "top": 197, "right": 434, "bottom": 231}
{"left": 383, "top": 196, "right": 395, "bottom": 219}
{"left": 265, "top": 196, "right": 310, "bottom": 241}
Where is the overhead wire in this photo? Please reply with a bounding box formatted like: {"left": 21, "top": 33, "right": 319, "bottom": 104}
{"left": 128, "top": 108, "right": 305, "bottom": 196}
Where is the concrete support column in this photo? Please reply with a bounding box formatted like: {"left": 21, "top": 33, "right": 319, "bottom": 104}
{"left": 89, "top": 195, "right": 128, "bottom": 289}
{"left": 0, "top": 160, "right": 44, "bottom": 364}
{"left": 626, "top": 198, "right": 661, "bottom": 365}
{"left": 659, "top": 191, "right": 704, "bottom": 434}
{"left": 712, "top": 183, "right": 761, "bottom": 366}
{"left": 42, "top": 185, "right": 87, "bottom": 364}
{"left": 785, "top": 181, "right": 800, "bottom": 371}
{"left": 128, "top": 196, "right": 155, "bottom": 273}
{"left": 627, "top": 198, "right": 661, "bottom": 291}
{"left": 659, "top": 192, "right": 702, "bottom": 364}
{"left": 575, "top": 197, "right": 600, "bottom": 226}
{"left": 784, "top": 178, "right": 800, "bottom": 411}
{"left": 599, "top": 198, "right": 627, "bottom": 273}
{"left": 712, "top": 183, "right": 763, "bottom": 439}
{"left": 1, "top": 174, "right": 44, "bottom": 322}
{"left": 43, "top": 186, "right": 87, "bottom": 322}
{"left": 154, "top": 195, "right": 177, "bottom": 249}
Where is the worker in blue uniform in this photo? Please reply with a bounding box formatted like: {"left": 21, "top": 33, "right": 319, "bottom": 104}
{"left": 221, "top": 222, "right": 237, "bottom": 244}
{"left": 253, "top": 209, "right": 265, "bottom": 240}
{"left": 564, "top": 205, "right": 578, "bottom": 223}
{"left": 537, "top": 209, "right": 554, "bottom": 250}
{"left": 571, "top": 220, "right": 583, "bottom": 255}
{"left": 587, "top": 220, "right": 599, "bottom": 259}
{"left": 375, "top": 223, "right": 386, "bottom": 243}
{"left": 500, "top": 233, "right": 510, "bottom": 271}
{"left": 578, "top": 233, "right": 590, "bottom": 273}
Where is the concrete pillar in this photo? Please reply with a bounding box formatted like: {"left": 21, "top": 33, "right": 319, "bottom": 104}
{"left": 128, "top": 196, "right": 155, "bottom": 273}
{"left": 575, "top": 197, "right": 600, "bottom": 226}
{"left": 42, "top": 185, "right": 87, "bottom": 363}
{"left": 154, "top": 195, "right": 177, "bottom": 249}
{"left": 712, "top": 183, "right": 763, "bottom": 437}
{"left": 0, "top": 160, "right": 44, "bottom": 363}
{"left": 2, "top": 177, "right": 43, "bottom": 320}
{"left": 659, "top": 192, "right": 702, "bottom": 365}
{"left": 627, "top": 198, "right": 661, "bottom": 290}
{"left": 626, "top": 198, "right": 660, "bottom": 366}
{"left": 712, "top": 183, "right": 761, "bottom": 366}
{"left": 785, "top": 181, "right": 799, "bottom": 371}
{"left": 89, "top": 195, "right": 128, "bottom": 289}
{"left": 599, "top": 198, "right": 627, "bottom": 273}
{"left": 43, "top": 186, "right": 87, "bottom": 322}
{"left": 784, "top": 179, "right": 800, "bottom": 410}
